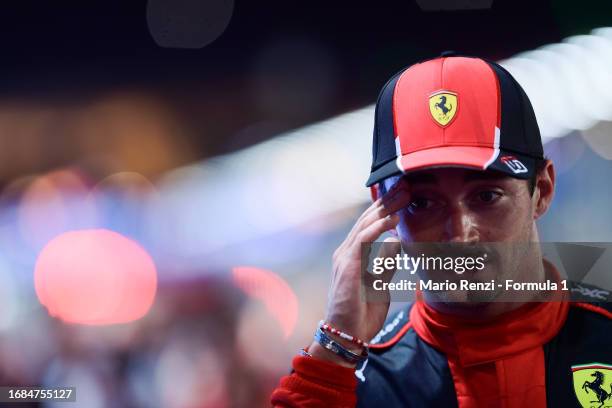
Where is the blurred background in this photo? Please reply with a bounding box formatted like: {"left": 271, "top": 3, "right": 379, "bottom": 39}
{"left": 0, "top": 1, "right": 611, "bottom": 407}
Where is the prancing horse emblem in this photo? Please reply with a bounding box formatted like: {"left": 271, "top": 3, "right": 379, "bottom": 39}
{"left": 572, "top": 363, "right": 612, "bottom": 408}
{"left": 428, "top": 91, "right": 458, "bottom": 127}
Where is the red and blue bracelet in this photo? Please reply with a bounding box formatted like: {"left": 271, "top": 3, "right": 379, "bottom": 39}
{"left": 319, "top": 320, "right": 370, "bottom": 348}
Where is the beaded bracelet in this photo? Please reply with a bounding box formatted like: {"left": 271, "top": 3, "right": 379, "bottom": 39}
{"left": 319, "top": 320, "right": 370, "bottom": 348}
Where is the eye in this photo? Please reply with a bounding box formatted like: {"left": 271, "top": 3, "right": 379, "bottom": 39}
{"left": 474, "top": 190, "right": 502, "bottom": 204}
{"left": 407, "top": 197, "right": 438, "bottom": 213}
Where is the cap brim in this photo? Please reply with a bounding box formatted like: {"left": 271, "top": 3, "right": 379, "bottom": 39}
{"left": 365, "top": 145, "right": 537, "bottom": 187}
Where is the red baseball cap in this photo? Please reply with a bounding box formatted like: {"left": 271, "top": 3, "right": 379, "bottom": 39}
{"left": 366, "top": 53, "right": 544, "bottom": 187}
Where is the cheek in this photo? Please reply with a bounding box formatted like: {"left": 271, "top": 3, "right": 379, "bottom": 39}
{"left": 474, "top": 196, "right": 535, "bottom": 241}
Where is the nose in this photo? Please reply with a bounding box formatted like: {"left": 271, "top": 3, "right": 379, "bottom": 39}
{"left": 442, "top": 205, "right": 479, "bottom": 243}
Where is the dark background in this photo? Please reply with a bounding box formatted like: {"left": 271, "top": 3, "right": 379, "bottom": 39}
{"left": 0, "top": 0, "right": 608, "bottom": 161}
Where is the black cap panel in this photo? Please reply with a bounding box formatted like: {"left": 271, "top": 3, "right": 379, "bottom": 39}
{"left": 371, "top": 70, "right": 403, "bottom": 173}
{"left": 365, "top": 159, "right": 402, "bottom": 187}
{"left": 485, "top": 61, "right": 544, "bottom": 159}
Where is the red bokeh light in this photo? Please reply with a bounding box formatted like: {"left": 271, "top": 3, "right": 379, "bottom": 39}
{"left": 232, "top": 266, "right": 298, "bottom": 339}
{"left": 35, "top": 229, "right": 157, "bottom": 325}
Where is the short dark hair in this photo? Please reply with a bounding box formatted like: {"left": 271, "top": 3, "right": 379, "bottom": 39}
{"left": 378, "top": 158, "right": 550, "bottom": 197}
{"left": 528, "top": 158, "right": 549, "bottom": 196}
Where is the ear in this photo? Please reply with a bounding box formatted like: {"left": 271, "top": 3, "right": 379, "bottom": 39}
{"left": 369, "top": 185, "right": 379, "bottom": 203}
{"left": 533, "top": 160, "right": 555, "bottom": 220}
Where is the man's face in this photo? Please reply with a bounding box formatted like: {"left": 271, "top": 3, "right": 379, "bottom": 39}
{"left": 383, "top": 166, "right": 553, "bottom": 304}
{"left": 384, "top": 167, "right": 535, "bottom": 244}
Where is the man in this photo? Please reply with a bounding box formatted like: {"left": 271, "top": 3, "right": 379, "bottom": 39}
{"left": 271, "top": 54, "right": 611, "bottom": 407}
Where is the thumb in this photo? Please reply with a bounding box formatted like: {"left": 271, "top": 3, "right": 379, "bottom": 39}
{"left": 363, "top": 237, "right": 402, "bottom": 303}
{"left": 376, "top": 236, "right": 401, "bottom": 284}
{"left": 364, "top": 236, "right": 402, "bottom": 334}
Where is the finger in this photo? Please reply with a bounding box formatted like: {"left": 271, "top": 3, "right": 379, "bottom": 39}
{"left": 362, "top": 236, "right": 402, "bottom": 304}
{"left": 350, "top": 213, "right": 400, "bottom": 254}
{"left": 362, "top": 236, "right": 401, "bottom": 282}
{"left": 355, "top": 198, "right": 383, "bottom": 225}
{"left": 355, "top": 179, "right": 408, "bottom": 228}
{"left": 346, "top": 189, "right": 409, "bottom": 246}
{"left": 381, "top": 184, "right": 411, "bottom": 212}
{"left": 344, "top": 198, "right": 384, "bottom": 245}
{"left": 375, "top": 237, "right": 402, "bottom": 284}
{"left": 338, "top": 180, "right": 409, "bottom": 258}
{"left": 377, "top": 236, "right": 401, "bottom": 261}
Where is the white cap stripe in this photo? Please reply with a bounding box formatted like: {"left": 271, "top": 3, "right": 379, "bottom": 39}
{"left": 483, "top": 126, "right": 501, "bottom": 169}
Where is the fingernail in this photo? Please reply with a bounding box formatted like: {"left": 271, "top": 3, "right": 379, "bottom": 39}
{"left": 387, "top": 213, "right": 399, "bottom": 221}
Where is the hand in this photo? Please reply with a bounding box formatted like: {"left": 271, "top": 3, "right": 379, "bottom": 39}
{"left": 308, "top": 180, "right": 410, "bottom": 367}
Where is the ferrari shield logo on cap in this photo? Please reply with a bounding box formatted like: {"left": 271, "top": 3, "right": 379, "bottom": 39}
{"left": 429, "top": 91, "right": 458, "bottom": 127}
{"left": 571, "top": 363, "right": 612, "bottom": 408}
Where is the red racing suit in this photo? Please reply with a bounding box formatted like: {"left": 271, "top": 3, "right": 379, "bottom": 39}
{"left": 271, "top": 281, "right": 612, "bottom": 407}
